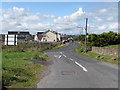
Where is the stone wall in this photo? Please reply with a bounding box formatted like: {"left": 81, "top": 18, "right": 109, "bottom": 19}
{"left": 92, "top": 47, "right": 119, "bottom": 56}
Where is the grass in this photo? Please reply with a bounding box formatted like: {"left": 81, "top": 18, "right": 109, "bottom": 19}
{"left": 0, "top": 52, "right": 2, "bottom": 84}
{"left": 76, "top": 45, "right": 119, "bottom": 66}
{"left": 2, "top": 50, "right": 49, "bottom": 88}
{"left": 104, "top": 44, "right": 120, "bottom": 47}
{"left": 51, "top": 44, "right": 66, "bottom": 50}
{"left": 2, "top": 43, "right": 66, "bottom": 88}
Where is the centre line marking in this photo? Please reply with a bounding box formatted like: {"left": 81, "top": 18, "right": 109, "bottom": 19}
{"left": 60, "top": 52, "right": 63, "bottom": 54}
{"left": 70, "top": 58, "right": 73, "bottom": 61}
{"left": 63, "top": 55, "right": 67, "bottom": 57}
{"left": 75, "top": 61, "right": 88, "bottom": 72}
{"left": 59, "top": 56, "right": 61, "bottom": 58}
{"left": 54, "top": 55, "right": 57, "bottom": 57}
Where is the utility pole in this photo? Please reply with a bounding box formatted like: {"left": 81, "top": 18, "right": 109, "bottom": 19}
{"left": 85, "top": 18, "right": 88, "bottom": 53}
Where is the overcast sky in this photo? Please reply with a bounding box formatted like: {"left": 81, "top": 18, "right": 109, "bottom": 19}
{"left": 0, "top": 2, "right": 118, "bottom": 35}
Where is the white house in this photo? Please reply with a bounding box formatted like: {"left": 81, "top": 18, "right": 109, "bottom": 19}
{"left": 34, "top": 30, "right": 61, "bottom": 42}
{"left": 34, "top": 35, "right": 39, "bottom": 41}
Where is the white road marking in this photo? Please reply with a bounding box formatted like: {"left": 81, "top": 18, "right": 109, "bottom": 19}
{"left": 63, "top": 54, "right": 67, "bottom": 57}
{"left": 70, "top": 58, "right": 74, "bottom": 61}
{"left": 75, "top": 61, "right": 88, "bottom": 72}
{"left": 54, "top": 55, "right": 61, "bottom": 58}
{"left": 59, "top": 55, "right": 61, "bottom": 58}
{"left": 60, "top": 52, "right": 63, "bottom": 54}
{"left": 54, "top": 55, "right": 57, "bottom": 57}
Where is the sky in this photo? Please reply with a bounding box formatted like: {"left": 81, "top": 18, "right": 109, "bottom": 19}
{"left": 0, "top": 2, "right": 118, "bottom": 35}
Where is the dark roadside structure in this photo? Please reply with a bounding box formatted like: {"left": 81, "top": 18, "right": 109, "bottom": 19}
{"left": 8, "top": 31, "right": 34, "bottom": 44}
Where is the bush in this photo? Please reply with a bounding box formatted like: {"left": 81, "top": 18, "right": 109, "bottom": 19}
{"left": 80, "top": 48, "right": 84, "bottom": 52}
{"left": 88, "top": 31, "right": 119, "bottom": 47}
{"left": 77, "top": 45, "right": 84, "bottom": 53}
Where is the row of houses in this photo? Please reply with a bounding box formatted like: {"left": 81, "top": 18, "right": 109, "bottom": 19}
{"left": 0, "top": 30, "right": 70, "bottom": 45}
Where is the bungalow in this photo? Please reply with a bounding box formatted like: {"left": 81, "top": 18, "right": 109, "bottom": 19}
{"left": 34, "top": 30, "right": 61, "bottom": 42}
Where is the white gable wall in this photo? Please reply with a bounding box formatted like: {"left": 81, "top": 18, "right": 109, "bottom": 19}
{"left": 57, "top": 34, "right": 61, "bottom": 41}
{"left": 41, "top": 31, "right": 57, "bottom": 42}
{"left": 40, "top": 31, "right": 61, "bottom": 42}
{"left": 46, "top": 31, "right": 57, "bottom": 42}
{"left": 34, "top": 35, "right": 39, "bottom": 41}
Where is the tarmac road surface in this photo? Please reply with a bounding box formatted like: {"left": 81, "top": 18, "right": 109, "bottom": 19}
{"left": 37, "top": 42, "right": 118, "bottom": 88}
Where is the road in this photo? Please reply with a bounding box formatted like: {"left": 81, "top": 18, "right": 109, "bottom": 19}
{"left": 37, "top": 42, "right": 118, "bottom": 88}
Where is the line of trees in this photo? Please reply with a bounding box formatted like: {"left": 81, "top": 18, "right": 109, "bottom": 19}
{"left": 88, "top": 31, "right": 120, "bottom": 47}
{"left": 73, "top": 35, "right": 85, "bottom": 41}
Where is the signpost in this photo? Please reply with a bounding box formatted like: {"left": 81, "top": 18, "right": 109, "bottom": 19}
{"left": 5, "top": 35, "right": 17, "bottom": 45}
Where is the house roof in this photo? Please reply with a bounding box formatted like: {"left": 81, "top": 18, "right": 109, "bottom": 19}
{"left": 44, "top": 30, "right": 59, "bottom": 35}
{"left": 8, "top": 31, "right": 30, "bottom": 35}
{"left": 37, "top": 32, "right": 44, "bottom": 34}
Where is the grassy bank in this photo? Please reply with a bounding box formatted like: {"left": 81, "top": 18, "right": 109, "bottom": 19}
{"left": 51, "top": 44, "right": 67, "bottom": 50}
{"left": 2, "top": 50, "right": 50, "bottom": 88}
{"left": 76, "top": 45, "right": 119, "bottom": 66}
{"left": 104, "top": 44, "right": 120, "bottom": 47}
{"left": 2, "top": 43, "right": 66, "bottom": 88}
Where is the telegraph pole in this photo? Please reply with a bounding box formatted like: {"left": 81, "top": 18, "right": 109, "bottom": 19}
{"left": 85, "top": 18, "right": 88, "bottom": 53}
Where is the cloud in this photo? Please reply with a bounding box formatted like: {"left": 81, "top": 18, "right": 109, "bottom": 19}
{"left": 94, "top": 17, "right": 103, "bottom": 22}
{"left": 22, "top": 15, "right": 40, "bottom": 22}
{"left": 98, "top": 25, "right": 107, "bottom": 30}
{"left": 108, "top": 23, "right": 118, "bottom": 30}
{"left": 1, "top": 7, "right": 56, "bottom": 34}
{"left": 90, "top": 22, "right": 118, "bottom": 34}
{"left": 69, "top": 8, "right": 85, "bottom": 21}
{"left": 99, "top": 8, "right": 107, "bottom": 13}
{"left": 1, "top": 5, "right": 118, "bottom": 35}
{"left": 54, "top": 8, "right": 86, "bottom": 23}
{"left": 107, "top": 16, "right": 113, "bottom": 21}
{"left": 53, "top": 7, "right": 117, "bottom": 34}
{"left": 44, "top": 14, "right": 56, "bottom": 18}
{"left": 13, "top": 7, "right": 24, "bottom": 12}
{"left": 98, "top": 23, "right": 118, "bottom": 31}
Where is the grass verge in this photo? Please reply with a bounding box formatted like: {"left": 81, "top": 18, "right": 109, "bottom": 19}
{"left": 104, "top": 44, "right": 120, "bottom": 47}
{"left": 2, "top": 50, "right": 49, "bottom": 88}
{"left": 51, "top": 44, "right": 66, "bottom": 50}
{"left": 2, "top": 43, "right": 66, "bottom": 88}
{"left": 76, "top": 45, "right": 119, "bottom": 66}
